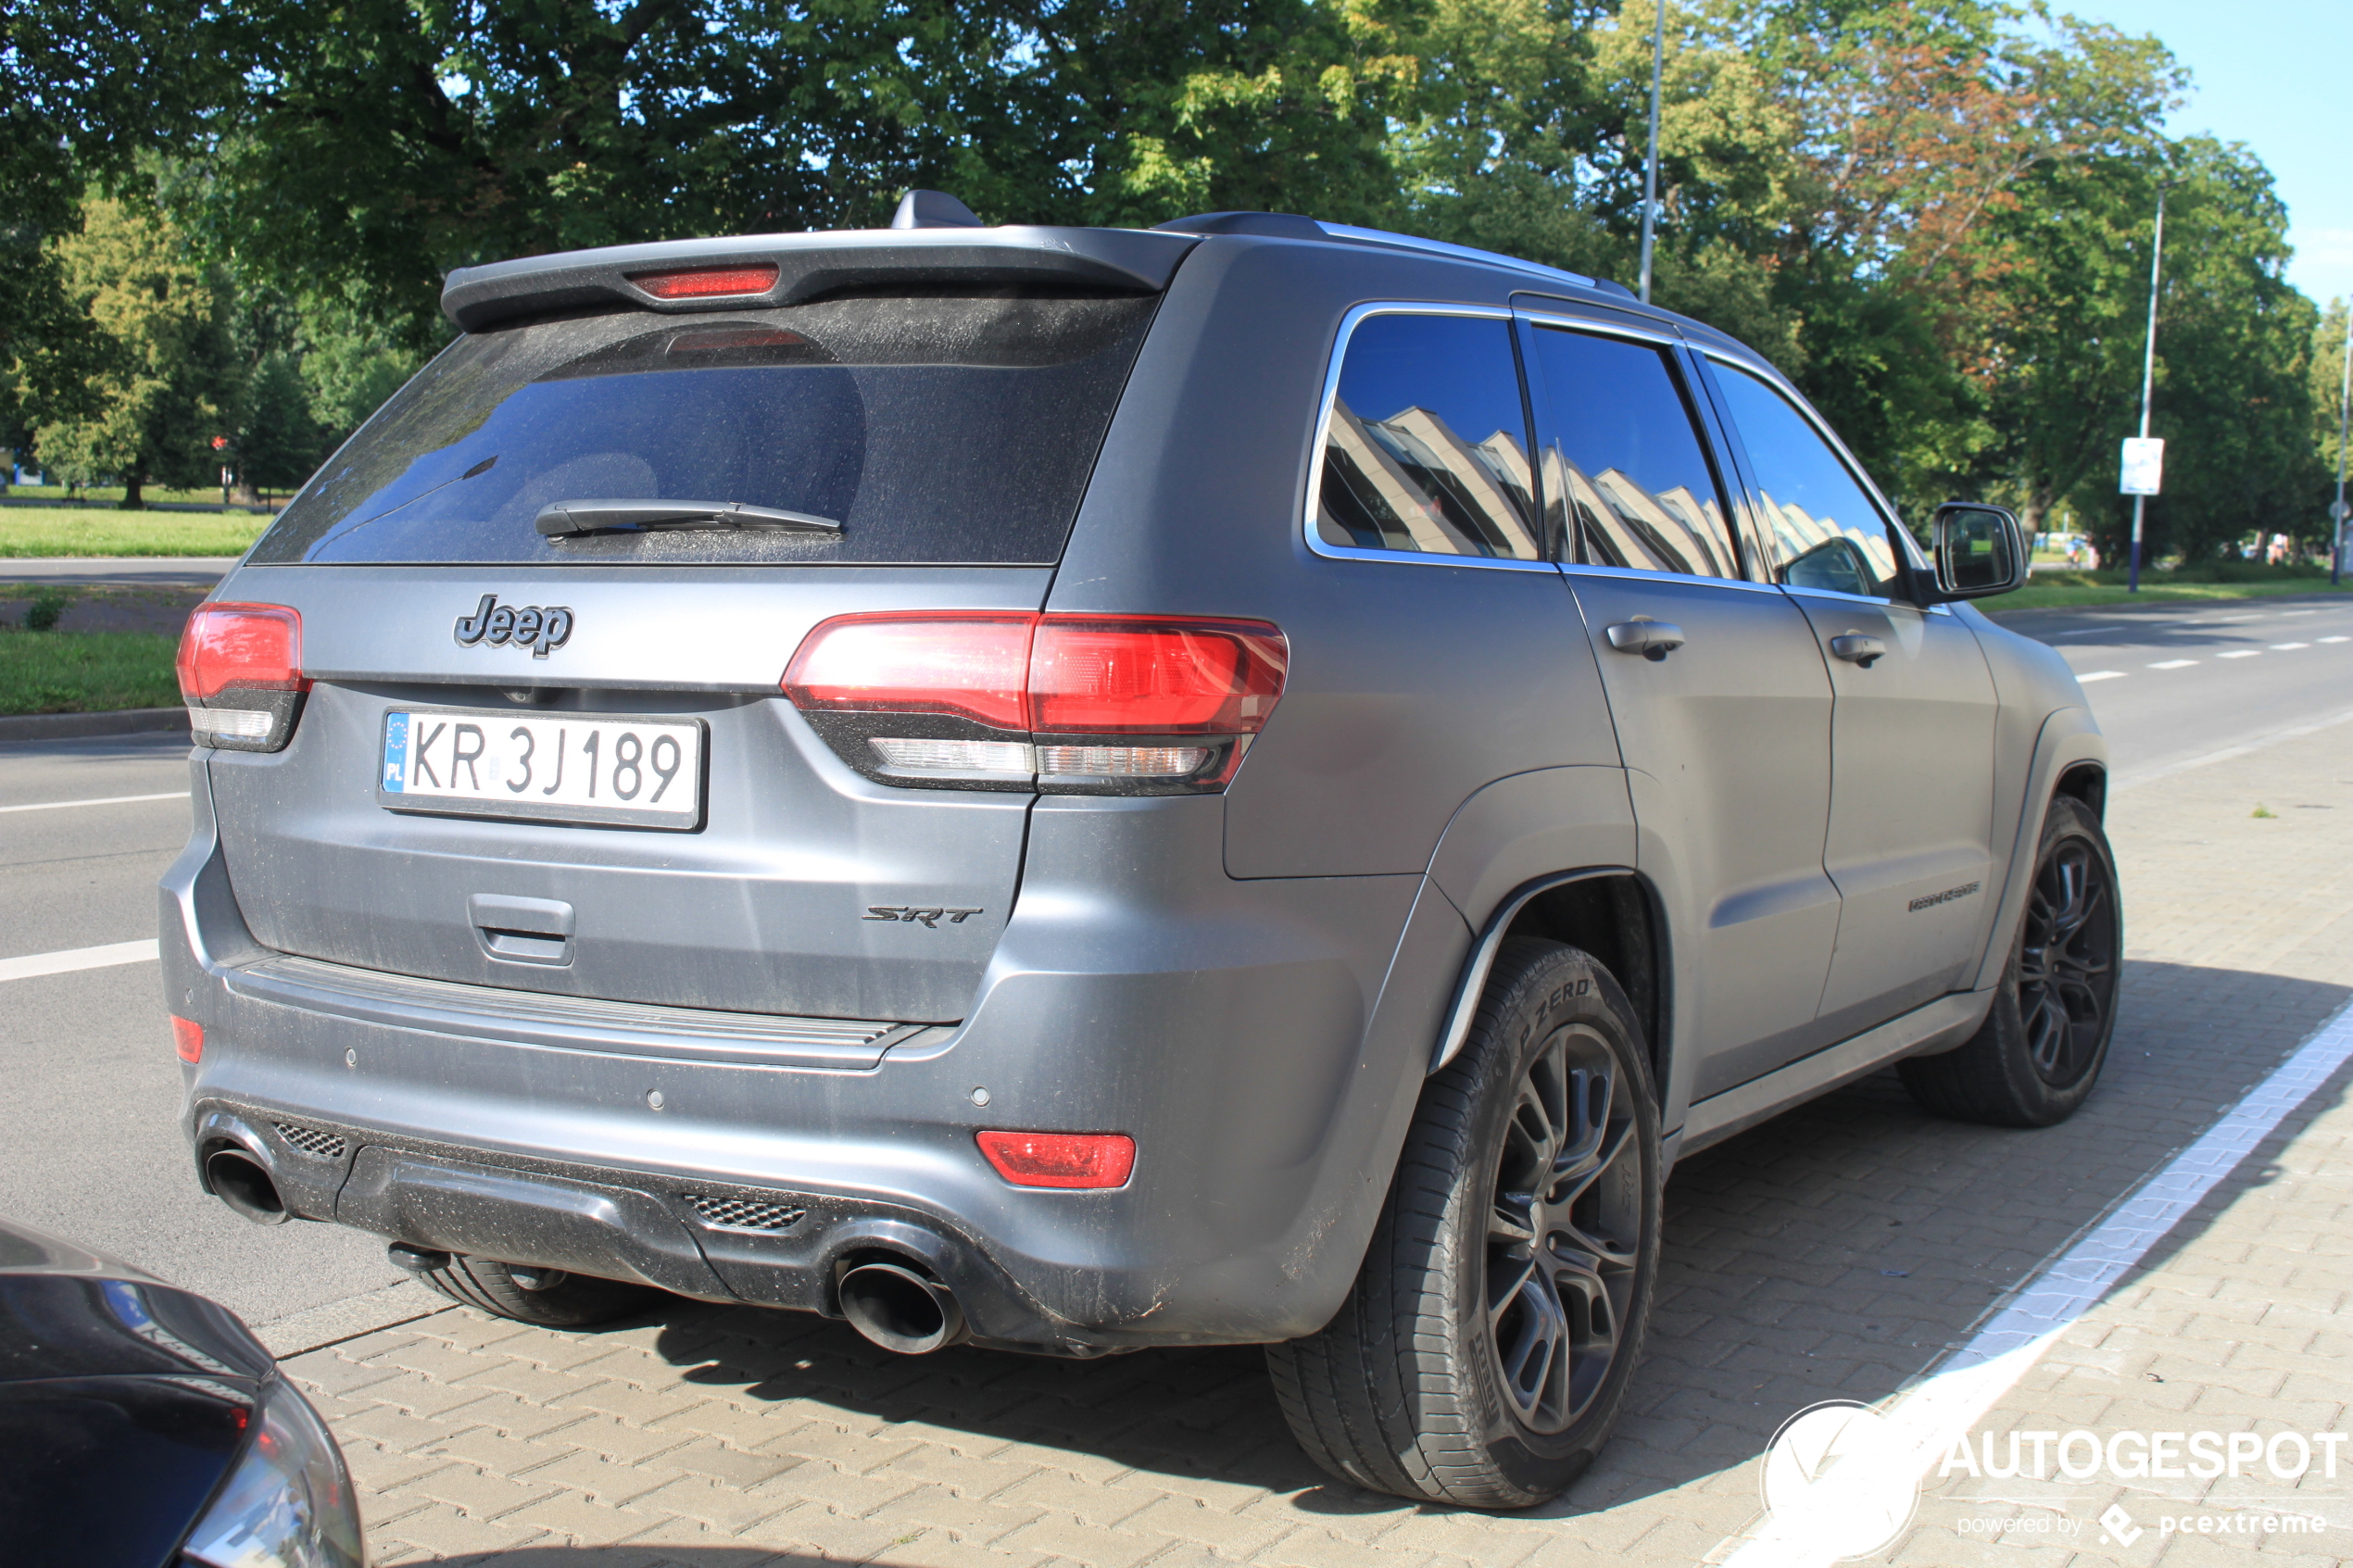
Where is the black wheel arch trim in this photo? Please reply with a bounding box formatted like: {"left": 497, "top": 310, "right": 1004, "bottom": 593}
{"left": 1969, "top": 707, "right": 2109, "bottom": 996}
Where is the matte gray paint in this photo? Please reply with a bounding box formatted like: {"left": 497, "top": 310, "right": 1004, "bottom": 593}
{"left": 1562, "top": 570, "right": 1844, "bottom": 1102}
{"left": 1788, "top": 589, "right": 2001, "bottom": 1031}
{"left": 167, "top": 224, "right": 2110, "bottom": 1346}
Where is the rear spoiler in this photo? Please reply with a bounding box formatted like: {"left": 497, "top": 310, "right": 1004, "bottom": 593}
{"left": 441, "top": 227, "right": 1200, "bottom": 332}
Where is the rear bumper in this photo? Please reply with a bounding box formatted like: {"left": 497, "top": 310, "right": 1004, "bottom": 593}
{"left": 164, "top": 779, "right": 1468, "bottom": 1350}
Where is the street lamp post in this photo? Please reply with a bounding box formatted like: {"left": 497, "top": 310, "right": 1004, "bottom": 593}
{"left": 2334, "top": 303, "right": 2351, "bottom": 587}
{"left": 2128, "top": 182, "right": 2171, "bottom": 594}
{"left": 1638, "top": 0, "right": 1665, "bottom": 304}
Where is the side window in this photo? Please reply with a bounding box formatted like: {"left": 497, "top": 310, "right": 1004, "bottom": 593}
{"left": 1524, "top": 327, "right": 1740, "bottom": 579}
{"left": 1315, "top": 313, "right": 1541, "bottom": 561}
{"left": 1712, "top": 365, "right": 1905, "bottom": 598}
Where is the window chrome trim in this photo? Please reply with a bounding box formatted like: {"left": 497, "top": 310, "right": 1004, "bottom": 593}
{"left": 1785, "top": 583, "right": 1954, "bottom": 615}
{"left": 1302, "top": 302, "right": 1556, "bottom": 573}
{"left": 1515, "top": 307, "right": 1682, "bottom": 348}
{"left": 1562, "top": 561, "right": 1786, "bottom": 595}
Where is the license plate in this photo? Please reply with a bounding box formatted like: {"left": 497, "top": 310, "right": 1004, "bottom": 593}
{"left": 378, "top": 708, "right": 706, "bottom": 829}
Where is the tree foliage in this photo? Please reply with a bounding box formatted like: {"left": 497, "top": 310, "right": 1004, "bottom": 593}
{"left": 2, "top": 0, "right": 2337, "bottom": 547}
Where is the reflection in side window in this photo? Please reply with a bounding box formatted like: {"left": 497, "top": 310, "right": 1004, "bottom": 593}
{"left": 1524, "top": 328, "right": 1738, "bottom": 578}
{"left": 1315, "top": 314, "right": 1541, "bottom": 561}
{"left": 1713, "top": 365, "right": 1903, "bottom": 596}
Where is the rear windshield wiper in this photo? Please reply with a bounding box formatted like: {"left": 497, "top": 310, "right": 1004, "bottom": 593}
{"left": 535, "top": 499, "right": 843, "bottom": 536}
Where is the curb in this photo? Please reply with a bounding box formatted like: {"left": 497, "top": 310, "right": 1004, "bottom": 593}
{"left": 0, "top": 707, "right": 189, "bottom": 743}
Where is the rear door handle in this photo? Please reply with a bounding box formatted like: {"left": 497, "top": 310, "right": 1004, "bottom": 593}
{"left": 1830, "top": 633, "right": 1887, "bottom": 669}
{"left": 1604, "top": 621, "right": 1685, "bottom": 661}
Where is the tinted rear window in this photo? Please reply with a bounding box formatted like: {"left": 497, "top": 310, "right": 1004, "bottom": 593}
{"left": 250, "top": 293, "right": 1158, "bottom": 566}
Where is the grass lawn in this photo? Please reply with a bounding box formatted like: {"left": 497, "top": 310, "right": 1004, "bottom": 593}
{"left": 0, "top": 506, "right": 268, "bottom": 558}
{"left": 1993, "top": 568, "right": 2350, "bottom": 614}
{"left": 0, "top": 629, "right": 181, "bottom": 714}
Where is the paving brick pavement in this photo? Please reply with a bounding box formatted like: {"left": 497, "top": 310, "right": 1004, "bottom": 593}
{"left": 277, "top": 726, "right": 2353, "bottom": 1568}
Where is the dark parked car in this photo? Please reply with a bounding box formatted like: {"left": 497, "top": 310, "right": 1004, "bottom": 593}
{"left": 165, "top": 194, "right": 2118, "bottom": 1506}
{"left": 0, "top": 1218, "right": 365, "bottom": 1565}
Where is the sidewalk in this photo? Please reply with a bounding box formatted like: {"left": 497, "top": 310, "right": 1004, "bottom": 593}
{"left": 281, "top": 725, "right": 2353, "bottom": 1568}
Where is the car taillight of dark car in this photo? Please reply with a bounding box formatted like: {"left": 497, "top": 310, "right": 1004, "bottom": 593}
{"left": 783, "top": 612, "right": 1288, "bottom": 794}
{"left": 177, "top": 603, "right": 310, "bottom": 752}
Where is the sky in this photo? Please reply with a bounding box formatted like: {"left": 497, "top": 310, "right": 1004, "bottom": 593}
{"left": 2065, "top": 0, "right": 2353, "bottom": 307}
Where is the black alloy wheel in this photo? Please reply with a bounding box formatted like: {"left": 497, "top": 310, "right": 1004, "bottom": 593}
{"left": 2016, "top": 832, "right": 2118, "bottom": 1087}
{"left": 1268, "top": 937, "right": 1661, "bottom": 1508}
{"left": 1486, "top": 1030, "right": 1642, "bottom": 1434}
{"left": 1900, "top": 794, "right": 2122, "bottom": 1127}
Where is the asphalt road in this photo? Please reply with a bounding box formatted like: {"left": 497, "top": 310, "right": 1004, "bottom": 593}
{"left": 2, "top": 591, "right": 2347, "bottom": 1336}
{"left": 1987, "top": 594, "right": 2353, "bottom": 781}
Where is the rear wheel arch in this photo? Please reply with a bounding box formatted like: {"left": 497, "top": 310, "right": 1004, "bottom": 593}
{"left": 1432, "top": 869, "right": 1667, "bottom": 1096}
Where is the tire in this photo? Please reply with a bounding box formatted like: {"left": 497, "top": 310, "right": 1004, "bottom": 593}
{"left": 1267, "top": 937, "right": 1662, "bottom": 1508}
{"left": 418, "top": 1254, "right": 660, "bottom": 1327}
{"left": 1900, "top": 795, "right": 2121, "bottom": 1128}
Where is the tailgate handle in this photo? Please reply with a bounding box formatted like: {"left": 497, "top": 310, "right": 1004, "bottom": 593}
{"left": 470, "top": 895, "right": 574, "bottom": 966}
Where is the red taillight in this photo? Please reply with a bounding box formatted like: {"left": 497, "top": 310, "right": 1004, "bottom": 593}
{"left": 783, "top": 613, "right": 1035, "bottom": 730}
{"left": 627, "top": 265, "right": 782, "bottom": 300}
{"left": 784, "top": 613, "right": 1288, "bottom": 734}
{"left": 1030, "top": 617, "right": 1287, "bottom": 734}
{"left": 975, "top": 1130, "right": 1136, "bottom": 1189}
{"left": 177, "top": 604, "right": 303, "bottom": 701}
{"left": 170, "top": 1016, "right": 203, "bottom": 1064}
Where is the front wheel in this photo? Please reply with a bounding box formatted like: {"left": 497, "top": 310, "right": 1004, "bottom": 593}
{"left": 1900, "top": 794, "right": 2121, "bottom": 1127}
{"left": 1267, "top": 938, "right": 1662, "bottom": 1508}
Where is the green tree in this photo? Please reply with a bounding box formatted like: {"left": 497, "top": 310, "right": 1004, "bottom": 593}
{"left": 19, "top": 195, "right": 233, "bottom": 507}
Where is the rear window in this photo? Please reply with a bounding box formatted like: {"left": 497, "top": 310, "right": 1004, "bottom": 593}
{"left": 250, "top": 292, "right": 1159, "bottom": 567}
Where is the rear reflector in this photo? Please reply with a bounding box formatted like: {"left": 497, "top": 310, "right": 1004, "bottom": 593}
{"left": 628, "top": 265, "right": 782, "bottom": 300}
{"left": 975, "top": 1130, "right": 1136, "bottom": 1189}
{"left": 171, "top": 1016, "right": 204, "bottom": 1064}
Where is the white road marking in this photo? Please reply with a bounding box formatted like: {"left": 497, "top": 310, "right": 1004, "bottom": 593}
{"left": 1712, "top": 1000, "right": 2353, "bottom": 1568}
{"left": 0, "top": 939, "right": 160, "bottom": 983}
{"left": 2145, "top": 659, "right": 2197, "bottom": 670}
{"left": 2073, "top": 671, "right": 2126, "bottom": 683}
{"left": 2271, "top": 642, "right": 2311, "bottom": 650}
{"left": 2053, "top": 629, "right": 2102, "bottom": 637}
{"left": 2322, "top": 636, "right": 2351, "bottom": 644}
{"left": 2116, "top": 706, "right": 2353, "bottom": 791}
{"left": 2217, "top": 649, "right": 2262, "bottom": 659}
{"left": 0, "top": 790, "right": 191, "bottom": 815}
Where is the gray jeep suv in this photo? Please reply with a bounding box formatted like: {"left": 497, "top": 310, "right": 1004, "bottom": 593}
{"left": 164, "top": 195, "right": 2118, "bottom": 1507}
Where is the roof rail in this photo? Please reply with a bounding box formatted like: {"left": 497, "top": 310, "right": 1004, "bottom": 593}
{"left": 1151, "top": 210, "right": 1635, "bottom": 300}
{"left": 1315, "top": 222, "right": 1633, "bottom": 298}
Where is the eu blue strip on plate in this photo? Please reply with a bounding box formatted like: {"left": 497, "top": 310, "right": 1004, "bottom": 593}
{"left": 383, "top": 711, "right": 409, "bottom": 793}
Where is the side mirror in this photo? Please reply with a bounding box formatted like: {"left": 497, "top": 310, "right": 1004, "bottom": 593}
{"left": 1927, "top": 503, "right": 2027, "bottom": 600}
